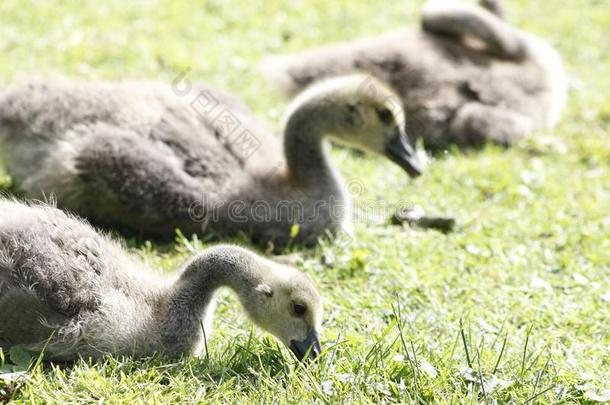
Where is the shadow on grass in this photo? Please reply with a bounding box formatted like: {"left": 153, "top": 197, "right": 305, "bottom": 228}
{"left": 34, "top": 335, "right": 295, "bottom": 388}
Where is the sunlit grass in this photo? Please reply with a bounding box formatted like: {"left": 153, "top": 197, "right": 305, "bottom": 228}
{"left": 0, "top": 0, "right": 609, "bottom": 402}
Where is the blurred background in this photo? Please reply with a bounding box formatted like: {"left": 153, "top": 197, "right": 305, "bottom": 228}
{"left": 0, "top": 0, "right": 608, "bottom": 117}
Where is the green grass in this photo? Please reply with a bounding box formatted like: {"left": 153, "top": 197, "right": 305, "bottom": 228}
{"left": 1, "top": 0, "right": 609, "bottom": 403}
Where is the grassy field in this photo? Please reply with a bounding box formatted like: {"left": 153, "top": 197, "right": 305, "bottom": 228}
{"left": 1, "top": 0, "right": 609, "bottom": 403}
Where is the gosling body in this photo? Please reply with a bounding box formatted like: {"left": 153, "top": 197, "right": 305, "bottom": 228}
{"left": 0, "top": 75, "right": 420, "bottom": 244}
{"left": 0, "top": 200, "right": 322, "bottom": 361}
{"left": 263, "top": 0, "right": 566, "bottom": 150}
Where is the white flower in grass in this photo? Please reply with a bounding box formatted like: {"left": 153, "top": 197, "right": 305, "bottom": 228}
{"left": 419, "top": 358, "right": 438, "bottom": 379}
{"left": 371, "top": 382, "right": 391, "bottom": 396}
{"left": 392, "top": 354, "right": 404, "bottom": 362}
{"left": 530, "top": 274, "right": 552, "bottom": 292}
{"left": 573, "top": 273, "right": 589, "bottom": 285}
{"left": 584, "top": 389, "right": 610, "bottom": 402}
{"left": 321, "top": 380, "right": 333, "bottom": 396}
{"left": 335, "top": 373, "right": 354, "bottom": 383}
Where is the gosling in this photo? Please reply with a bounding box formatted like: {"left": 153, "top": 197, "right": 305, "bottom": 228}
{"left": 0, "top": 199, "right": 323, "bottom": 362}
{"left": 262, "top": 0, "right": 566, "bottom": 150}
{"left": 0, "top": 74, "right": 422, "bottom": 245}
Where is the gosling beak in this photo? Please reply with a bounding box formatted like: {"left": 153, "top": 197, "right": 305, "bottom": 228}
{"left": 289, "top": 329, "right": 321, "bottom": 362}
{"left": 385, "top": 127, "right": 422, "bottom": 178}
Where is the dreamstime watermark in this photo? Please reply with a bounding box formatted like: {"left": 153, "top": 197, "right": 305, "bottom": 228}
{"left": 188, "top": 196, "right": 414, "bottom": 226}
{"left": 186, "top": 179, "right": 413, "bottom": 246}
{"left": 171, "top": 67, "right": 262, "bottom": 159}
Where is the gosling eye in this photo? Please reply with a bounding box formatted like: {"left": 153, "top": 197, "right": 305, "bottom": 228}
{"left": 293, "top": 303, "right": 307, "bottom": 316}
{"left": 376, "top": 107, "right": 394, "bottom": 124}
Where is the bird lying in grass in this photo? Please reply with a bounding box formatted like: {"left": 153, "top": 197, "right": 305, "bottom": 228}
{"left": 0, "top": 199, "right": 323, "bottom": 362}
{"left": 262, "top": 0, "right": 566, "bottom": 150}
{"left": 0, "top": 74, "right": 421, "bottom": 245}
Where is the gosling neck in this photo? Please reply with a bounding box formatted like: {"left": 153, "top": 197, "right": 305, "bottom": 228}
{"left": 178, "top": 248, "right": 263, "bottom": 304}
{"left": 280, "top": 102, "right": 351, "bottom": 241}
{"left": 283, "top": 103, "right": 339, "bottom": 187}
{"left": 160, "top": 248, "right": 264, "bottom": 355}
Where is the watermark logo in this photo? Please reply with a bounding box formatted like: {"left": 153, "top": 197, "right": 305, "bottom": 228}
{"left": 171, "top": 72, "right": 418, "bottom": 248}
{"left": 172, "top": 68, "right": 262, "bottom": 159}
{"left": 185, "top": 179, "right": 413, "bottom": 248}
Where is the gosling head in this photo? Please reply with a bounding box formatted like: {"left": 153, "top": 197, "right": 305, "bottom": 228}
{"left": 241, "top": 257, "right": 323, "bottom": 362}
{"left": 286, "top": 73, "right": 423, "bottom": 177}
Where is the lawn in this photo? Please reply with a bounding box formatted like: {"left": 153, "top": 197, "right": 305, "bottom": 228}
{"left": 0, "top": 0, "right": 609, "bottom": 403}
